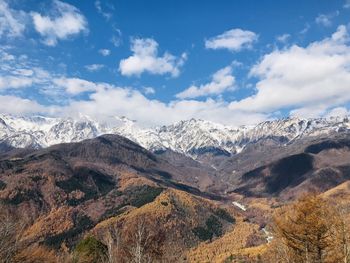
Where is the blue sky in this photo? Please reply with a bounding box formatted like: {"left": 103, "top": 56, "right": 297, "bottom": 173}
{"left": 0, "top": 0, "right": 350, "bottom": 126}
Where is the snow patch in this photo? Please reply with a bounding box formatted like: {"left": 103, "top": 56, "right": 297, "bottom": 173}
{"left": 232, "top": 201, "right": 247, "bottom": 211}
{"left": 262, "top": 227, "right": 273, "bottom": 243}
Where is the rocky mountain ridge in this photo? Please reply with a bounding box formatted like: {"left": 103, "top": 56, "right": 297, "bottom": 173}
{"left": 0, "top": 114, "right": 349, "bottom": 159}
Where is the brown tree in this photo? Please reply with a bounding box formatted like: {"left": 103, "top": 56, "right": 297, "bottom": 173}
{"left": 98, "top": 217, "right": 165, "bottom": 263}
{"left": 13, "top": 246, "right": 58, "bottom": 263}
{"left": 102, "top": 222, "right": 123, "bottom": 263}
{"left": 270, "top": 194, "right": 341, "bottom": 263}
{"left": 331, "top": 206, "right": 350, "bottom": 263}
{"left": 124, "top": 217, "right": 165, "bottom": 263}
{"left": 0, "top": 210, "right": 26, "bottom": 263}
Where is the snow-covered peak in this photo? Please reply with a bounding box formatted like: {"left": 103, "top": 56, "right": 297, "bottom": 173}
{"left": 0, "top": 114, "right": 349, "bottom": 158}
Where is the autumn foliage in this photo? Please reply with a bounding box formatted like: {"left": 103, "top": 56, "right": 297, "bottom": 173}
{"left": 266, "top": 194, "right": 350, "bottom": 263}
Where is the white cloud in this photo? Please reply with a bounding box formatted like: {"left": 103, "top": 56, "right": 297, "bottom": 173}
{"left": 290, "top": 105, "right": 327, "bottom": 119}
{"left": 98, "top": 49, "right": 111, "bottom": 56}
{"left": 292, "top": 106, "right": 350, "bottom": 119}
{"left": 276, "top": 34, "right": 290, "bottom": 43}
{"left": 229, "top": 25, "right": 350, "bottom": 119}
{"left": 85, "top": 64, "right": 104, "bottom": 72}
{"left": 12, "top": 68, "right": 33, "bottom": 76}
{"left": 0, "top": 1, "right": 26, "bottom": 38}
{"left": 0, "top": 95, "right": 45, "bottom": 115}
{"left": 315, "top": 12, "right": 339, "bottom": 27}
{"left": 53, "top": 86, "right": 266, "bottom": 127}
{"left": 176, "top": 66, "right": 235, "bottom": 99}
{"left": 0, "top": 48, "right": 54, "bottom": 91}
{"left": 0, "top": 74, "right": 266, "bottom": 127}
{"left": 2, "top": 18, "right": 350, "bottom": 127}
{"left": 143, "top": 87, "right": 155, "bottom": 95}
{"left": 0, "top": 47, "right": 264, "bottom": 127}
{"left": 53, "top": 77, "right": 99, "bottom": 95}
{"left": 205, "top": 28, "right": 258, "bottom": 52}
{"left": 119, "top": 38, "right": 187, "bottom": 77}
{"left": 0, "top": 76, "right": 33, "bottom": 89}
{"left": 325, "top": 107, "right": 350, "bottom": 118}
{"left": 31, "top": 0, "right": 88, "bottom": 46}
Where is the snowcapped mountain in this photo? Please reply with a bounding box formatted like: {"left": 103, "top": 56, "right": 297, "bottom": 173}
{"left": 0, "top": 113, "right": 349, "bottom": 158}
{"left": 113, "top": 117, "right": 350, "bottom": 157}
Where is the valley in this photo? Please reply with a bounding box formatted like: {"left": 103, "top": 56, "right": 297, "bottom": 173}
{"left": 1, "top": 115, "right": 350, "bottom": 262}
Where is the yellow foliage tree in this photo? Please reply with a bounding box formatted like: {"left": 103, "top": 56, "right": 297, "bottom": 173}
{"left": 267, "top": 194, "right": 350, "bottom": 263}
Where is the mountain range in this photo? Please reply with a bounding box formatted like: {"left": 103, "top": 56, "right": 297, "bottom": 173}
{"left": 1, "top": 114, "right": 349, "bottom": 158}
{"left": 2, "top": 114, "right": 350, "bottom": 262}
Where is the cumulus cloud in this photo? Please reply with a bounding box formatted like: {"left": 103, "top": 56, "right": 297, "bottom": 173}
{"left": 0, "top": 72, "right": 266, "bottom": 127}
{"left": 119, "top": 38, "right": 187, "bottom": 77}
{"left": 31, "top": 0, "right": 88, "bottom": 46}
{"left": 84, "top": 64, "right": 104, "bottom": 72}
{"left": 52, "top": 85, "right": 266, "bottom": 127}
{"left": 229, "top": 25, "right": 350, "bottom": 119}
{"left": 0, "top": 1, "right": 26, "bottom": 38}
{"left": 52, "top": 77, "right": 99, "bottom": 95}
{"left": 98, "top": 49, "right": 111, "bottom": 56}
{"left": 176, "top": 66, "right": 235, "bottom": 99}
{"left": 205, "top": 28, "right": 258, "bottom": 52}
{"left": 0, "top": 95, "right": 45, "bottom": 115}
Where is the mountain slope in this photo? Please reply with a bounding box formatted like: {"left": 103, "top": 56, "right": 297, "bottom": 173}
{"left": 0, "top": 134, "right": 223, "bottom": 250}
{"left": 228, "top": 134, "right": 350, "bottom": 199}
{"left": 91, "top": 188, "right": 237, "bottom": 262}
